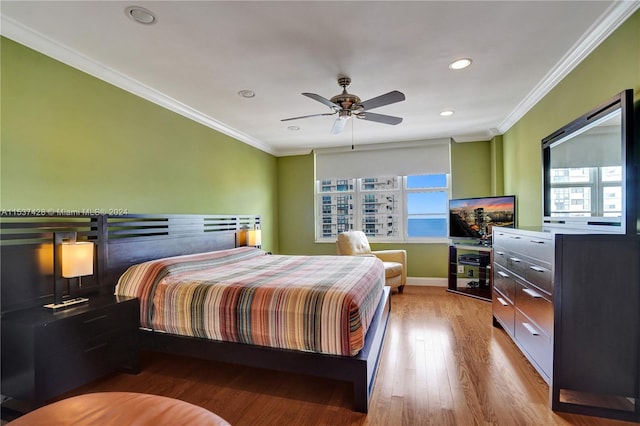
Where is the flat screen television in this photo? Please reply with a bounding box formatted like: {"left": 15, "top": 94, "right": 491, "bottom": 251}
{"left": 449, "top": 195, "right": 516, "bottom": 243}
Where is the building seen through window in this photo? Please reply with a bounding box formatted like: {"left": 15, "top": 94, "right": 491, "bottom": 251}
{"left": 317, "top": 174, "right": 449, "bottom": 242}
{"left": 549, "top": 166, "right": 622, "bottom": 217}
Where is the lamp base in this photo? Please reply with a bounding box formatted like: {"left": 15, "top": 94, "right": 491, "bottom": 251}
{"left": 44, "top": 297, "right": 89, "bottom": 310}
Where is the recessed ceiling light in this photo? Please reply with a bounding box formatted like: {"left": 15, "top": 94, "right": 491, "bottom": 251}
{"left": 287, "top": 125, "right": 300, "bottom": 131}
{"left": 125, "top": 6, "right": 156, "bottom": 25}
{"left": 449, "top": 58, "right": 472, "bottom": 70}
{"left": 238, "top": 90, "right": 256, "bottom": 99}
{"left": 440, "top": 110, "right": 455, "bottom": 117}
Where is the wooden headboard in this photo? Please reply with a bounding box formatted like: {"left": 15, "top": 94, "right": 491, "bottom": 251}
{"left": 0, "top": 215, "right": 103, "bottom": 313}
{"left": 0, "top": 214, "right": 260, "bottom": 313}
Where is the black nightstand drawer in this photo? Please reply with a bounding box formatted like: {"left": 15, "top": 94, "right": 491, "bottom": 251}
{"left": 38, "top": 299, "right": 136, "bottom": 351}
{"left": 38, "top": 331, "right": 138, "bottom": 399}
{"left": 1, "top": 295, "right": 140, "bottom": 406}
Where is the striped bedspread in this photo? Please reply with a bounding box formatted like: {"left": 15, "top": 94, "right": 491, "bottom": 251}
{"left": 115, "top": 247, "right": 385, "bottom": 356}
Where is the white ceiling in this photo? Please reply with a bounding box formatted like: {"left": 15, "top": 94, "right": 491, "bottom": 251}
{"left": 1, "top": 1, "right": 638, "bottom": 156}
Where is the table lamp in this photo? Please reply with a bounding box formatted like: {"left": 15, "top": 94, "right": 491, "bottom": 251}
{"left": 44, "top": 233, "right": 93, "bottom": 310}
{"left": 247, "top": 229, "right": 262, "bottom": 248}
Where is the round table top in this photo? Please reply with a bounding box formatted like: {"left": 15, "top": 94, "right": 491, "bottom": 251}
{"left": 8, "top": 392, "right": 231, "bottom": 426}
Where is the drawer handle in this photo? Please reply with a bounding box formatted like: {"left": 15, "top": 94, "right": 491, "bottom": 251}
{"left": 523, "top": 288, "right": 542, "bottom": 298}
{"left": 83, "top": 314, "right": 108, "bottom": 324}
{"left": 497, "top": 271, "right": 509, "bottom": 278}
{"left": 85, "top": 342, "right": 108, "bottom": 353}
{"left": 509, "top": 257, "right": 521, "bottom": 263}
{"left": 509, "top": 236, "right": 522, "bottom": 240}
{"left": 495, "top": 251, "right": 505, "bottom": 256}
{"left": 522, "top": 322, "right": 539, "bottom": 336}
{"left": 529, "top": 266, "right": 545, "bottom": 273}
{"left": 530, "top": 239, "right": 546, "bottom": 244}
{"left": 496, "top": 297, "right": 509, "bottom": 307}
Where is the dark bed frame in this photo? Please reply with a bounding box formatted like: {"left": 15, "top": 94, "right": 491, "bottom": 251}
{"left": 0, "top": 214, "right": 391, "bottom": 413}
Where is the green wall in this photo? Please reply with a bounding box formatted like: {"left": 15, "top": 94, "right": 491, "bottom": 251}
{"left": 490, "top": 135, "right": 504, "bottom": 196}
{"left": 503, "top": 10, "right": 640, "bottom": 227}
{"left": 450, "top": 140, "right": 493, "bottom": 198}
{"left": 277, "top": 154, "right": 322, "bottom": 255}
{"left": 0, "top": 37, "right": 279, "bottom": 251}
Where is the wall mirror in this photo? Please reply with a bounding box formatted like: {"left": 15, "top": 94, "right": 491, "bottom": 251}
{"left": 542, "top": 89, "right": 635, "bottom": 234}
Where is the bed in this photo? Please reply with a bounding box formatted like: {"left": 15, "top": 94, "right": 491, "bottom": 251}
{"left": 114, "top": 246, "right": 385, "bottom": 357}
{"left": 0, "top": 214, "right": 391, "bottom": 413}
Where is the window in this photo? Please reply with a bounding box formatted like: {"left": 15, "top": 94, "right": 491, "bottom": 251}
{"left": 314, "top": 138, "right": 452, "bottom": 242}
{"left": 406, "top": 174, "right": 448, "bottom": 238}
{"left": 316, "top": 174, "right": 450, "bottom": 242}
{"left": 549, "top": 166, "right": 622, "bottom": 218}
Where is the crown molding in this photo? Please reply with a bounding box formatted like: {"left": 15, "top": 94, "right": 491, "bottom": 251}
{"left": 0, "top": 15, "right": 277, "bottom": 156}
{"left": 497, "top": 1, "right": 640, "bottom": 135}
{"left": 275, "top": 147, "right": 314, "bottom": 157}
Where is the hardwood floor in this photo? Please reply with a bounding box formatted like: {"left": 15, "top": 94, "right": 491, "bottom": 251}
{"left": 59, "top": 286, "right": 635, "bottom": 425}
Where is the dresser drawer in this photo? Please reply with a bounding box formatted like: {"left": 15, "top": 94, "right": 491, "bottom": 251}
{"left": 493, "top": 229, "right": 553, "bottom": 263}
{"left": 493, "top": 264, "right": 515, "bottom": 303}
{"left": 493, "top": 247, "right": 509, "bottom": 269}
{"left": 505, "top": 253, "right": 529, "bottom": 278}
{"left": 515, "top": 310, "right": 552, "bottom": 380}
{"left": 519, "top": 236, "right": 553, "bottom": 263}
{"left": 493, "top": 291, "right": 515, "bottom": 336}
{"left": 515, "top": 280, "right": 553, "bottom": 335}
{"left": 524, "top": 260, "right": 553, "bottom": 295}
{"left": 495, "top": 249, "right": 553, "bottom": 295}
{"left": 493, "top": 230, "right": 528, "bottom": 255}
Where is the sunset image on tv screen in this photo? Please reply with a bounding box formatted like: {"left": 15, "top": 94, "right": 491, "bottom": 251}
{"left": 449, "top": 196, "right": 515, "bottom": 239}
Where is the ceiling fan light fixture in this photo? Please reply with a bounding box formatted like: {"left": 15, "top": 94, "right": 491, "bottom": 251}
{"left": 338, "top": 110, "right": 351, "bottom": 119}
{"left": 440, "top": 110, "right": 455, "bottom": 117}
{"left": 449, "top": 58, "right": 472, "bottom": 70}
{"left": 125, "top": 6, "right": 156, "bottom": 25}
{"left": 281, "top": 77, "right": 405, "bottom": 134}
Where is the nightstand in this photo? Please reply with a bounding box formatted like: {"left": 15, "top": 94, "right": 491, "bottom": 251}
{"left": 1, "top": 295, "right": 140, "bottom": 407}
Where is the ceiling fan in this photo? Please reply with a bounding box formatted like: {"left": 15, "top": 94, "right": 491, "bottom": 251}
{"left": 281, "top": 77, "right": 405, "bottom": 134}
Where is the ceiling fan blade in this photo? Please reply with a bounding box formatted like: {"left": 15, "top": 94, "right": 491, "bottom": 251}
{"left": 330, "top": 116, "right": 349, "bottom": 134}
{"left": 358, "top": 90, "right": 405, "bottom": 111}
{"left": 302, "top": 93, "right": 341, "bottom": 110}
{"left": 281, "top": 112, "right": 335, "bottom": 122}
{"left": 357, "top": 112, "right": 403, "bottom": 125}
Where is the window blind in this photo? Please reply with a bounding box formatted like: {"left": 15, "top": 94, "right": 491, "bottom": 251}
{"left": 315, "top": 138, "right": 451, "bottom": 180}
{"left": 550, "top": 128, "right": 621, "bottom": 169}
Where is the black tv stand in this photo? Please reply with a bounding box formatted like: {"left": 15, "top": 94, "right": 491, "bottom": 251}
{"left": 453, "top": 239, "right": 491, "bottom": 247}
{"left": 447, "top": 243, "right": 492, "bottom": 301}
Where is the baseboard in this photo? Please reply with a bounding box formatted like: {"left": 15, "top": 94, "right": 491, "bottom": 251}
{"left": 406, "top": 277, "right": 447, "bottom": 287}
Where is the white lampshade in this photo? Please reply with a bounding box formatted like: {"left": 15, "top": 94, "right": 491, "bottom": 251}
{"left": 61, "top": 241, "right": 94, "bottom": 278}
{"left": 247, "top": 229, "right": 262, "bottom": 247}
